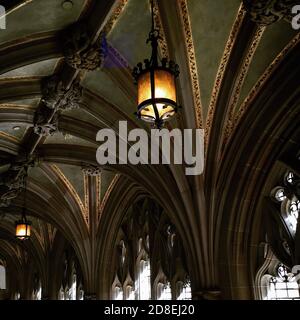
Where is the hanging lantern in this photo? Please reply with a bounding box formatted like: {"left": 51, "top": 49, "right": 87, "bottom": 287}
{"left": 15, "top": 214, "right": 31, "bottom": 240}
{"left": 133, "top": 0, "right": 180, "bottom": 129}
{"left": 15, "top": 166, "right": 31, "bottom": 240}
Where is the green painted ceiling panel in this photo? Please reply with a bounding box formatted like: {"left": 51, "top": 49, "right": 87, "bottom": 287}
{"left": 57, "top": 163, "right": 85, "bottom": 203}
{"left": 108, "top": 0, "right": 152, "bottom": 67}
{"left": 44, "top": 131, "right": 98, "bottom": 148}
{"left": 100, "top": 170, "right": 115, "bottom": 201}
{"left": 81, "top": 70, "right": 135, "bottom": 113}
{"left": 0, "top": 0, "right": 85, "bottom": 44}
{"left": 188, "top": 0, "right": 241, "bottom": 120}
{"left": 237, "top": 20, "right": 298, "bottom": 112}
{"left": 0, "top": 59, "right": 59, "bottom": 79}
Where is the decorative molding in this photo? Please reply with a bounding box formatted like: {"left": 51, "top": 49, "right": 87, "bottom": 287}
{"left": 82, "top": 165, "right": 102, "bottom": 176}
{"left": 178, "top": 0, "right": 203, "bottom": 129}
{"left": 63, "top": 22, "right": 108, "bottom": 71}
{"left": 0, "top": 131, "right": 20, "bottom": 143}
{"left": 104, "top": 0, "right": 129, "bottom": 35}
{"left": 205, "top": 5, "right": 246, "bottom": 147}
{"left": 96, "top": 175, "right": 101, "bottom": 224}
{"left": 83, "top": 173, "right": 89, "bottom": 226}
{"left": 243, "top": 0, "right": 299, "bottom": 26}
{"left": 153, "top": 1, "right": 169, "bottom": 59}
{"left": 234, "top": 32, "right": 300, "bottom": 136}
{"left": 51, "top": 165, "right": 89, "bottom": 226}
{"left": 99, "top": 174, "right": 120, "bottom": 217}
{"left": 0, "top": 104, "right": 36, "bottom": 111}
{"left": 41, "top": 75, "right": 83, "bottom": 111}
{"left": 222, "top": 26, "right": 265, "bottom": 148}
{"left": 0, "top": 155, "right": 36, "bottom": 207}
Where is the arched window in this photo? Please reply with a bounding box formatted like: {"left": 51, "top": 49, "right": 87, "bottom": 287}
{"left": 157, "top": 282, "right": 172, "bottom": 300}
{"left": 138, "top": 259, "right": 151, "bottom": 300}
{"left": 36, "top": 286, "right": 42, "bottom": 300}
{"left": 112, "top": 199, "right": 191, "bottom": 301}
{"left": 264, "top": 264, "right": 300, "bottom": 300}
{"left": 176, "top": 280, "right": 192, "bottom": 300}
{"left": 59, "top": 286, "right": 65, "bottom": 300}
{"left": 0, "top": 264, "right": 6, "bottom": 290}
{"left": 78, "top": 289, "right": 84, "bottom": 300}
{"left": 70, "top": 274, "right": 77, "bottom": 300}
{"left": 125, "top": 285, "right": 135, "bottom": 300}
{"left": 14, "top": 292, "right": 20, "bottom": 300}
{"left": 32, "top": 275, "right": 42, "bottom": 300}
{"left": 114, "top": 286, "right": 123, "bottom": 300}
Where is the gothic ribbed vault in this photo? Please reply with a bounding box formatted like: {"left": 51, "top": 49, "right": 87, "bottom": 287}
{"left": 0, "top": 0, "right": 299, "bottom": 300}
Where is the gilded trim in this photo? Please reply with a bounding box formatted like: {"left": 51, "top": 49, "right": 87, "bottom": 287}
{"left": 83, "top": 172, "right": 89, "bottom": 226}
{"left": 99, "top": 174, "right": 120, "bottom": 216}
{"left": 51, "top": 164, "right": 89, "bottom": 227}
{"left": 222, "top": 26, "right": 265, "bottom": 147}
{"left": 153, "top": 1, "right": 169, "bottom": 59}
{"left": 178, "top": 0, "right": 203, "bottom": 129}
{"left": 104, "top": 0, "right": 129, "bottom": 35}
{"left": 205, "top": 5, "right": 246, "bottom": 147}
{"left": 0, "top": 131, "right": 20, "bottom": 143}
{"left": 96, "top": 174, "right": 101, "bottom": 223}
{"left": 235, "top": 32, "right": 300, "bottom": 128}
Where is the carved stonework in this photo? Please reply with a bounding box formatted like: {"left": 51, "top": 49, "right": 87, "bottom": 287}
{"left": 0, "top": 156, "right": 36, "bottom": 207}
{"left": 82, "top": 165, "right": 102, "bottom": 177}
{"left": 63, "top": 22, "right": 108, "bottom": 71}
{"left": 104, "top": 0, "right": 129, "bottom": 35}
{"left": 205, "top": 5, "right": 246, "bottom": 148}
{"left": 243, "top": 0, "right": 299, "bottom": 26}
{"left": 178, "top": 0, "right": 203, "bottom": 129}
{"left": 41, "top": 75, "right": 83, "bottom": 111}
{"left": 33, "top": 110, "right": 58, "bottom": 137}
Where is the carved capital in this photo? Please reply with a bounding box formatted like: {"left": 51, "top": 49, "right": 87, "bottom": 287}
{"left": 82, "top": 165, "right": 102, "bottom": 176}
{"left": 63, "top": 22, "right": 108, "bottom": 71}
{"left": 243, "top": 0, "right": 299, "bottom": 26}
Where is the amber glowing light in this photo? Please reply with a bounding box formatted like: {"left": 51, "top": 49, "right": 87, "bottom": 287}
{"left": 133, "top": 0, "right": 180, "bottom": 128}
{"left": 15, "top": 219, "right": 31, "bottom": 240}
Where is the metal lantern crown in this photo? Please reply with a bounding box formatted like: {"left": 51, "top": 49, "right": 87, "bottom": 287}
{"left": 133, "top": 0, "right": 180, "bottom": 129}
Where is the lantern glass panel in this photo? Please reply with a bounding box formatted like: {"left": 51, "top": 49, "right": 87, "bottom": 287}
{"left": 137, "top": 69, "right": 177, "bottom": 122}
{"left": 137, "top": 70, "right": 176, "bottom": 105}
{"left": 16, "top": 223, "right": 31, "bottom": 239}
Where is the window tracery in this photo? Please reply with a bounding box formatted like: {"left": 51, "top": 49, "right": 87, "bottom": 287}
{"left": 111, "top": 198, "right": 191, "bottom": 300}
{"left": 258, "top": 170, "right": 300, "bottom": 300}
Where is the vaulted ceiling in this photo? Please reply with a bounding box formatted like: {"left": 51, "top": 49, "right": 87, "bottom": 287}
{"left": 0, "top": 0, "right": 299, "bottom": 299}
